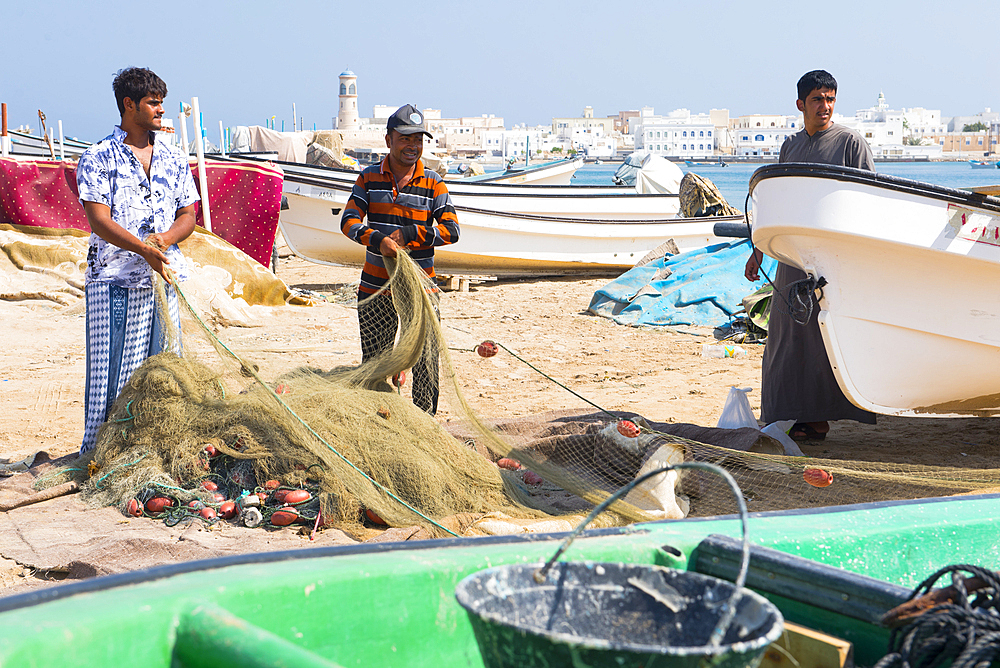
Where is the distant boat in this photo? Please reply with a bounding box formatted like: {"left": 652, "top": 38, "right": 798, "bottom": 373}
{"left": 685, "top": 159, "right": 728, "bottom": 167}
{"left": 471, "top": 157, "right": 582, "bottom": 185}
{"left": 752, "top": 162, "right": 1000, "bottom": 417}
{"left": 968, "top": 159, "right": 994, "bottom": 169}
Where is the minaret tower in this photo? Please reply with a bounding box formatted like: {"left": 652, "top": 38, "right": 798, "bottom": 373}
{"left": 338, "top": 70, "right": 359, "bottom": 131}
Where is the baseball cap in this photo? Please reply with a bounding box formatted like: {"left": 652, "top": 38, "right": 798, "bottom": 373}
{"left": 386, "top": 104, "right": 432, "bottom": 138}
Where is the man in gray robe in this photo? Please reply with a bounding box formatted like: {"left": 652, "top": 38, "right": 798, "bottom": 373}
{"left": 745, "top": 70, "right": 876, "bottom": 440}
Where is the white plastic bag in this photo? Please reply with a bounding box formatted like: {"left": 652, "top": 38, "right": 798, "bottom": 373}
{"left": 715, "top": 388, "right": 804, "bottom": 456}
{"left": 761, "top": 420, "right": 805, "bottom": 456}
{"left": 716, "top": 387, "right": 757, "bottom": 430}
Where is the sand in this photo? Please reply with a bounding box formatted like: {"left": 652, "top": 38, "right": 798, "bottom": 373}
{"left": 1, "top": 251, "right": 997, "bottom": 598}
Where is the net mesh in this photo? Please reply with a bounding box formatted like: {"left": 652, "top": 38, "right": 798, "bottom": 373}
{"left": 40, "top": 250, "right": 1000, "bottom": 538}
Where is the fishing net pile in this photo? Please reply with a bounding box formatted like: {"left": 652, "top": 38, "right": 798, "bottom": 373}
{"left": 39, "top": 250, "right": 1000, "bottom": 538}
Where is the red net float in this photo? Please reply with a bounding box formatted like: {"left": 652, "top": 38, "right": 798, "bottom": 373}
{"left": 803, "top": 468, "right": 834, "bottom": 487}
{"left": 476, "top": 341, "right": 499, "bottom": 358}
{"left": 617, "top": 420, "right": 640, "bottom": 438}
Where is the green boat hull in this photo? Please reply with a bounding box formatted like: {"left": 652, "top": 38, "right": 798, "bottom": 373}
{"left": 1, "top": 493, "right": 998, "bottom": 667}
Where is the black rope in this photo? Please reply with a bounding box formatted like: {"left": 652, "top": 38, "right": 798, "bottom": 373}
{"left": 875, "top": 564, "right": 1000, "bottom": 668}
{"left": 785, "top": 275, "right": 827, "bottom": 326}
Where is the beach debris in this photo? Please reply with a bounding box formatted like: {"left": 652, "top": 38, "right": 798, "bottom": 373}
{"left": 0, "top": 481, "right": 80, "bottom": 512}
{"left": 803, "top": 468, "right": 833, "bottom": 488}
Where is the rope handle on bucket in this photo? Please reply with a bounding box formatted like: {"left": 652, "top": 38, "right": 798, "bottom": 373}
{"left": 533, "top": 461, "right": 751, "bottom": 648}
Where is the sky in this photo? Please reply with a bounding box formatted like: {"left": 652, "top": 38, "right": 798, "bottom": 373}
{"left": 4, "top": 0, "right": 999, "bottom": 144}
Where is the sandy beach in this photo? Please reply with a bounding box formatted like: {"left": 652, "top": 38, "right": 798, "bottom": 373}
{"left": 1, "top": 248, "right": 997, "bottom": 599}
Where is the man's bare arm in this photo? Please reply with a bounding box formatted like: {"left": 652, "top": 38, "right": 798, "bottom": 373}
{"left": 146, "top": 203, "right": 197, "bottom": 250}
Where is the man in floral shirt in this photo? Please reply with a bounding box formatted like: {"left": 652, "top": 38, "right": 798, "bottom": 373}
{"left": 76, "top": 67, "right": 199, "bottom": 454}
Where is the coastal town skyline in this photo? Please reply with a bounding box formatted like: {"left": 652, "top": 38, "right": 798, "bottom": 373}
{"left": 4, "top": 0, "right": 999, "bottom": 144}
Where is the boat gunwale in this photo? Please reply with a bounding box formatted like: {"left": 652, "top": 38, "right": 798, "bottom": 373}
{"left": 749, "top": 162, "right": 1000, "bottom": 214}
{"left": 2, "top": 491, "right": 997, "bottom": 615}
{"left": 238, "top": 155, "right": 650, "bottom": 193}
{"left": 283, "top": 188, "right": 717, "bottom": 226}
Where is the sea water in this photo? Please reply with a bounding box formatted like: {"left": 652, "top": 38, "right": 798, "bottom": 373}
{"left": 571, "top": 161, "right": 999, "bottom": 210}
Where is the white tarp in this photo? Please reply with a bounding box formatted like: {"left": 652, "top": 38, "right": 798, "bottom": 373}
{"left": 245, "top": 126, "right": 314, "bottom": 163}
{"left": 613, "top": 151, "right": 684, "bottom": 194}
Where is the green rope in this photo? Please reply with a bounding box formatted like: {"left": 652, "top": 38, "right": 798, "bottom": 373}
{"left": 94, "top": 453, "right": 148, "bottom": 489}
{"left": 163, "top": 271, "right": 460, "bottom": 538}
{"left": 489, "top": 341, "right": 618, "bottom": 420}
{"left": 112, "top": 400, "right": 136, "bottom": 422}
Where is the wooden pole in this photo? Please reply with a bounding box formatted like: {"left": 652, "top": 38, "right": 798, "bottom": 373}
{"left": 0, "top": 481, "right": 79, "bottom": 512}
{"left": 1, "top": 102, "right": 8, "bottom": 157}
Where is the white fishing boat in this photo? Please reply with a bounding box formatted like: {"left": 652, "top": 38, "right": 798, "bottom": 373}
{"left": 751, "top": 162, "right": 1000, "bottom": 417}
{"left": 268, "top": 159, "right": 682, "bottom": 221}
{"left": 280, "top": 190, "right": 732, "bottom": 276}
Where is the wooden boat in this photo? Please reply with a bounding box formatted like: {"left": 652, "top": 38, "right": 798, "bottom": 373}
{"left": 0, "top": 492, "right": 998, "bottom": 667}
{"left": 280, "top": 190, "right": 731, "bottom": 276}
{"left": 968, "top": 159, "right": 995, "bottom": 169}
{"left": 751, "top": 162, "right": 1000, "bottom": 416}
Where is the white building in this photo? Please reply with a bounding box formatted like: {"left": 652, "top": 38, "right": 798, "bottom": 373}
{"left": 633, "top": 108, "right": 717, "bottom": 158}
{"left": 845, "top": 92, "right": 942, "bottom": 159}
{"left": 731, "top": 114, "right": 799, "bottom": 157}
{"left": 482, "top": 125, "right": 552, "bottom": 159}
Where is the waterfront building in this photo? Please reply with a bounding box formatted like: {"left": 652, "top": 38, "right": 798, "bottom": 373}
{"left": 731, "top": 114, "right": 799, "bottom": 157}
{"left": 633, "top": 107, "right": 719, "bottom": 159}
{"left": 551, "top": 106, "right": 615, "bottom": 139}
{"left": 947, "top": 108, "right": 999, "bottom": 133}
{"left": 843, "top": 93, "right": 941, "bottom": 159}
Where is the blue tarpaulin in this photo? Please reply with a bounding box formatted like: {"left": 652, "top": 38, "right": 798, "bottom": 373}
{"left": 587, "top": 239, "right": 777, "bottom": 328}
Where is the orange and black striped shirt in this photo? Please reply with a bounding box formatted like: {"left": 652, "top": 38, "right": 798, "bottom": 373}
{"left": 341, "top": 159, "right": 460, "bottom": 295}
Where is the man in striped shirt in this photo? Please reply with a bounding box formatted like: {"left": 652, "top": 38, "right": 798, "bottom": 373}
{"left": 341, "top": 104, "right": 460, "bottom": 415}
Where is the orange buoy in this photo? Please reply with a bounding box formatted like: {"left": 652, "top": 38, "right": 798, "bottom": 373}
{"left": 392, "top": 371, "right": 406, "bottom": 388}
{"left": 270, "top": 508, "right": 299, "bottom": 526}
{"left": 264, "top": 480, "right": 280, "bottom": 491}
{"left": 145, "top": 497, "right": 175, "bottom": 514}
{"left": 283, "top": 489, "right": 311, "bottom": 504}
{"left": 272, "top": 489, "right": 290, "bottom": 504}
{"left": 617, "top": 420, "right": 640, "bottom": 438}
{"left": 200, "top": 507, "right": 217, "bottom": 520}
{"left": 203, "top": 444, "right": 217, "bottom": 457}
{"left": 497, "top": 458, "right": 522, "bottom": 471}
{"left": 211, "top": 493, "right": 226, "bottom": 503}
{"left": 126, "top": 498, "right": 142, "bottom": 517}
{"left": 523, "top": 471, "right": 544, "bottom": 485}
{"left": 804, "top": 468, "right": 834, "bottom": 488}
{"left": 365, "top": 508, "right": 387, "bottom": 525}
{"left": 476, "top": 340, "right": 499, "bottom": 358}
{"left": 201, "top": 480, "right": 218, "bottom": 492}
{"left": 219, "top": 501, "right": 237, "bottom": 519}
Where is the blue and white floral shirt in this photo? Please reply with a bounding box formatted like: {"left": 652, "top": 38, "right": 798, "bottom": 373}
{"left": 76, "top": 126, "right": 199, "bottom": 288}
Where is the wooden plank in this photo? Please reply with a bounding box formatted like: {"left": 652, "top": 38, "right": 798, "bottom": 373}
{"left": 759, "top": 621, "right": 854, "bottom": 668}
{"left": 966, "top": 184, "right": 1000, "bottom": 196}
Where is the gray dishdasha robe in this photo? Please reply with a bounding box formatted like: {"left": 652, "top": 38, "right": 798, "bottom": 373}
{"left": 760, "top": 123, "right": 877, "bottom": 425}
